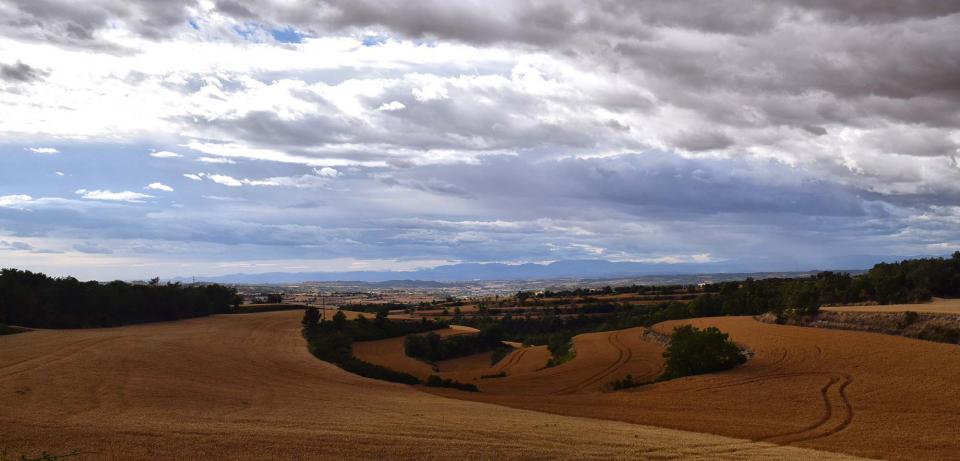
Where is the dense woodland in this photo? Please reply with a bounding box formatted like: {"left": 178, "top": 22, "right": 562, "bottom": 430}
{"left": 0, "top": 269, "right": 239, "bottom": 328}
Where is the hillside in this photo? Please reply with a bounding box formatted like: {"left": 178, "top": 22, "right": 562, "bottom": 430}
{"left": 0, "top": 310, "right": 858, "bottom": 460}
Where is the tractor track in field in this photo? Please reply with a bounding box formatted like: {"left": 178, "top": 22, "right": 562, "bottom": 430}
{"left": 497, "top": 348, "right": 527, "bottom": 373}
{"left": 555, "top": 331, "right": 632, "bottom": 394}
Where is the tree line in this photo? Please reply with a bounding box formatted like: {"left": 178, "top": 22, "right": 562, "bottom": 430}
{"left": 689, "top": 253, "right": 960, "bottom": 318}
{"left": 0, "top": 269, "right": 239, "bottom": 328}
{"left": 301, "top": 308, "right": 444, "bottom": 385}
{"left": 404, "top": 325, "right": 506, "bottom": 362}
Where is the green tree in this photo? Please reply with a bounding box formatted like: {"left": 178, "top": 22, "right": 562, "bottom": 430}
{"left": 302, "top": 306, "right": 320, "bottom": 327}
{"left": 332, "top": 309, "right": 347, "bottom": 330}
{"left": 660, "top": 325, "right": 746, "bottom": 380}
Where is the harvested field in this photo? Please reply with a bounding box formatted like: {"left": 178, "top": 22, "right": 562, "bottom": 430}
{"left": 824, "top": 297, "right": 960, "bottom": 314}
{"left": 351, "top": 326, "right": 474, "bottom": 379}
{"left": 0, "top": 311, "right": 855, "bottom": 460}
{"left": 416, "top": 317, "right": 960, "bottom": 460}
{"left": 355, "top": 326, "right": 665, "bottom": 394}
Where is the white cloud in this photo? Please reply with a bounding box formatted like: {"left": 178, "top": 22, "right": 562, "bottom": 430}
{"left": 55, "top": 171, "right": 64, "bottom": 176}
{"left": 26, "top": 147, "right": 58, "bottom": 154}
{"left": 75, "top": 189, "right": 153, "bottom": 202}
{"left": 183, "top": 173, "right": 204, "bottom": 181}
{"left": 316, "top": 167, "right": 341, "bottom": 178}
{"left": 412, "top": 83, "right": 449, "bottom": 102}
{"left": 197, "top": 156, "right": 236, "bottom": 164}
{"left": 150, "top": 151, "right": 182, "bottom": 158}
{"left": 0, "top": 194, "right": 33, "bottom": 207}
{"left": 146, "top": 182, "right": 174, "bottom": 192}
{"left": 376, "top": 101, "right": 406, "bottom": 111}
{"left": 206, "top": 174, "right": 243, "bottom": 187}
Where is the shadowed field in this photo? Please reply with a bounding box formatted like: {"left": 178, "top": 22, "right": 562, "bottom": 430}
{"left": 0, "top": 310, "right": 857, "bottom": 460}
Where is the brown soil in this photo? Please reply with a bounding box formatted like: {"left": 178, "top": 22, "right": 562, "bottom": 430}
{"left": 0, "top": 311, "right": 860, "bottom": 460}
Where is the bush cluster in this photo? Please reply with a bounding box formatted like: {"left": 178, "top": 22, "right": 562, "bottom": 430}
{"left": 659, "top": 325, "right": 746, "bottom": 381}
{"left": 915, "top": 325, "right": 960, "bottom": 344}
{"left": 425, "top": 375, "right": 479, "bottom": 392}
{"left": 545, "top": 332, "right": 575, "bottom": 367}
{"left": 608, "top": 374, "right": 641, "bottom": 391}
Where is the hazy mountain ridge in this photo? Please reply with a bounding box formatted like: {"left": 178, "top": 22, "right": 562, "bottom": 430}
{"left": 169, "top": 256, "right": 905, "bottom": 284}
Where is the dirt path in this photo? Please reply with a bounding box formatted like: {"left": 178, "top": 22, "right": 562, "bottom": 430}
{"left": 1, "top": 311, "right": 857, "bottom": 460}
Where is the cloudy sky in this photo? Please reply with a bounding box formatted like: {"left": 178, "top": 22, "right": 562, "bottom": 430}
{"left": 0, "top": 1, "right": 958, "bottom": 280}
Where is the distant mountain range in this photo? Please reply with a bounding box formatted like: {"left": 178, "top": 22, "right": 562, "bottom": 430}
{"left": 169, "top": 255, "right": 911, "bottom": 284}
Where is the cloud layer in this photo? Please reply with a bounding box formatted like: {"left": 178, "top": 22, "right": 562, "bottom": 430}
{"left": 0, "top": 1, "right": 957, "bottom": 279}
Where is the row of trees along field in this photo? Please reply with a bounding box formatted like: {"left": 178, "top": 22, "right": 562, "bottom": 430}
{"left": 301, "top": 307, "right": 481, "bottom": 390}
{"left": 449, "top": 254, "right": 960, "bottom": 350}
{"left": 0, "top": 269, "right": 239, "bottom": 328}
{"left": 689, "top": 253, "right": 960, "bottom": 317}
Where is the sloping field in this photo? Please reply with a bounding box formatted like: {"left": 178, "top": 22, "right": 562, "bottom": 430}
{"left": 354, "top": 327, "right": 665, "bottom": 394}
{"left": 427, "top": 317, "right": 960, "bottom": 460}
{"left": 0, "top": 311, "right": 855, "bottom": 460}
{"left": 824, "top": 297, "right": 960, "bottom": 314}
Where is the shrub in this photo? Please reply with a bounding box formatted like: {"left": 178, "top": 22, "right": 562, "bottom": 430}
{"left": 608, "top": 374, "right": 641, "bottom": 391}
{"left": 659, "top": 325, "right": 746, "bottom": 381}
{"left": 302, "top": 307, "right": 320, "bottom": 327}
{"left": 899, "top": 310, "right": 919, "bottom": 329}
{"left": 480, "top": 371, "right": 507, "bottom": 379}
{"left": 916, "top": 325, "right": 960, "bottom": 344}
{"left": 545, "top": 332, "right": 575, "bottom": 368}
{"left": 425, "top": 374, "right": 479, "bottom": 392}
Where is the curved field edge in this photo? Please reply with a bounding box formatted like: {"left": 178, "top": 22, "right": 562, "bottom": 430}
{"left": 0, "top": 310, "right": 864, "bottom": 460}
{"left": 413, "top": 316, "right": 960, "bottom": 461}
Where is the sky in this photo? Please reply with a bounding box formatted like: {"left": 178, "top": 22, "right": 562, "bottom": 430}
{"left": 0, "top": 1, "right": 958, "bottom": 280}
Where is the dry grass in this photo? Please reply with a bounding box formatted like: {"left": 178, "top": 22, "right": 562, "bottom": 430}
{"left": 823, "top": 297, "right": 960, "bottom": 314}
{"left": 0, "top": 311, "right": 859, "bottom": 460}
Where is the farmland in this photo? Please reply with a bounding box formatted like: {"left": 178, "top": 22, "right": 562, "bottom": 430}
{"left": 6, "top": 255, "right": 960, "bottom": 459}
{"left": 378, "top": 317, "right": 960, "bottom": 460}
{"left": 823, "top": 297, "right": 960, "bottom": 314}
{"left": 0, "top": 310, "right": 858, "bottom": 460}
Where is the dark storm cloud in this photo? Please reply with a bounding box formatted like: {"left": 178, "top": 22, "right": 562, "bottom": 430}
{"left": 1, "top": 1, "right": 958, "bottom": 276}
{"left": 0, "top": 0, "right": 196, "bottom": 48}
{"left": 0, "top": 60, "right": 46, "bottom": 82}
{"left": 189, "top": 81, "right": 616, "bottom": 154}
{"left": 388, "top": 153, "right": 869, "bottom": 218}
{"left": 669, "top": 131, "right": 735, "bottom": 152}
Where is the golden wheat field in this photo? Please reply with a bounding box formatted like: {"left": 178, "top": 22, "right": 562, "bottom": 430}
{"left": 0, "top": 310, "right": 860, "bottom": 460}
{"left": 823, "top": 297, "right": 960, "bottom": 314}
{"left": 389, "top": 317, "right": 960, "bottom": 460}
